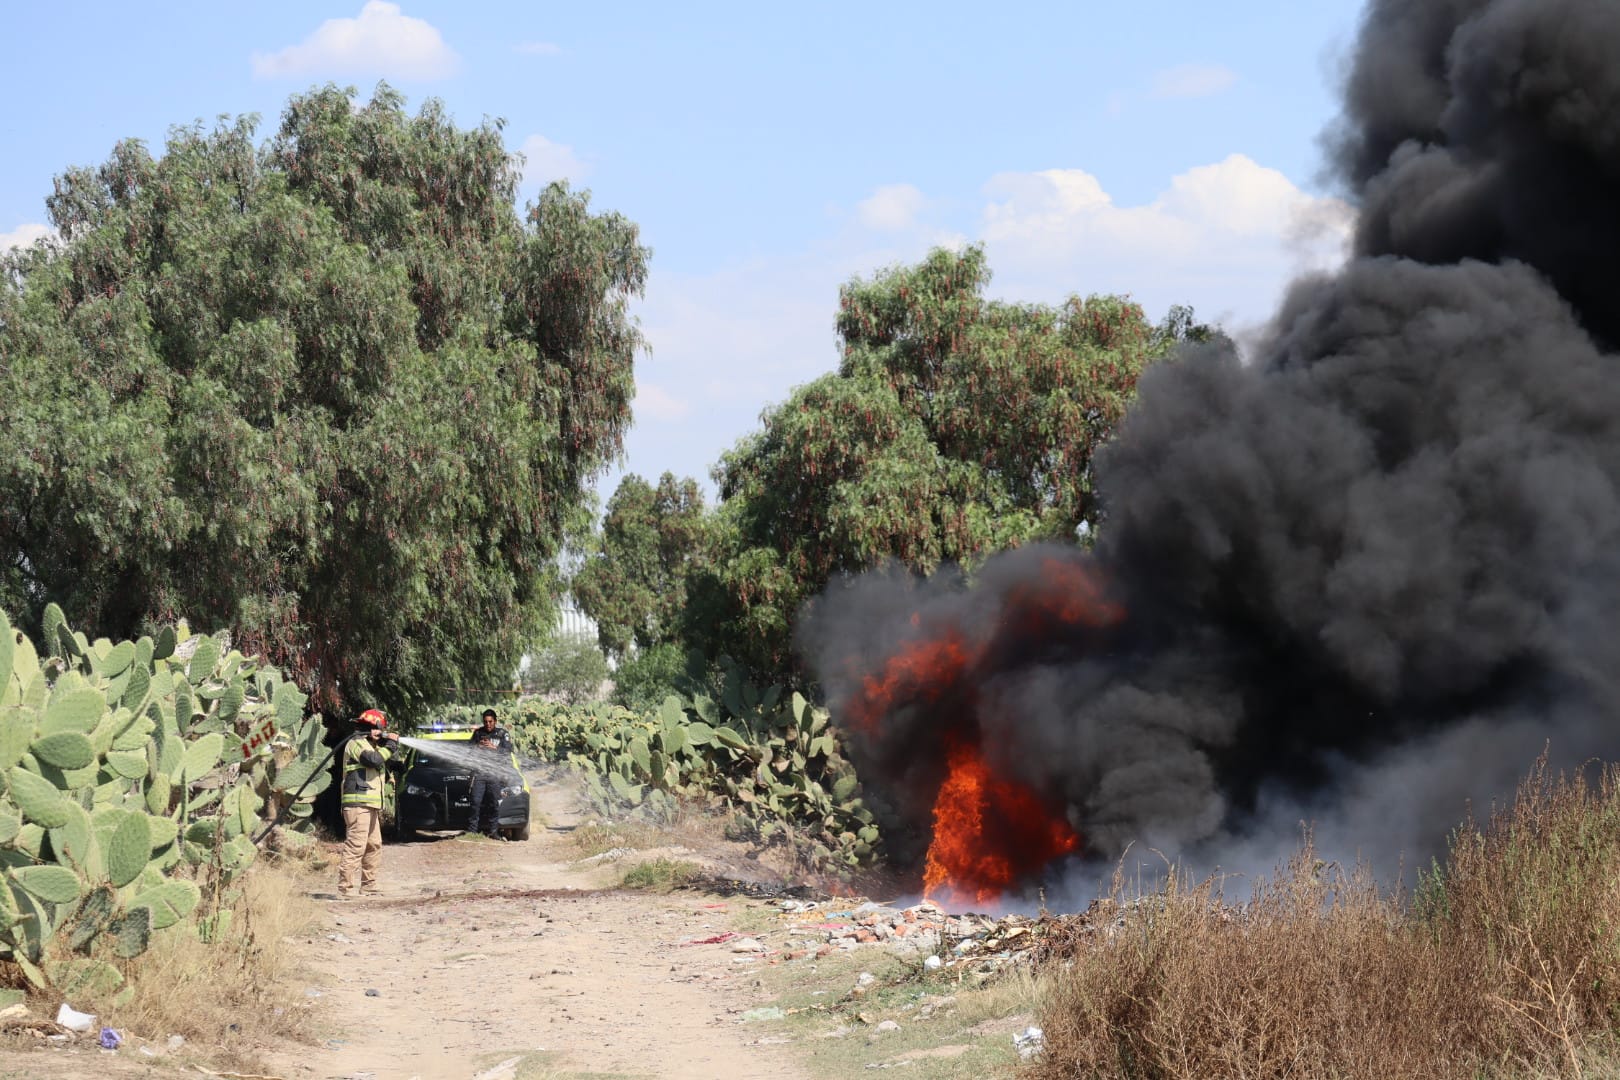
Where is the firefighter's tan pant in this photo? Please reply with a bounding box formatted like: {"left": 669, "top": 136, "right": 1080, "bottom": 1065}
{"left": 340, "top": 805, "right": 383, "bottom": 894}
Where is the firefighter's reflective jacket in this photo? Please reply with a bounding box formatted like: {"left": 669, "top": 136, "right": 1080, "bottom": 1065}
{"left": 341, "top": 736, "right": 395, "bottom": 808}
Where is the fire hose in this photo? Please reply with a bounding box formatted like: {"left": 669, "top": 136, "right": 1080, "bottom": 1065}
{"left": 249, "top": 742, "right": 339, "bottom": 847}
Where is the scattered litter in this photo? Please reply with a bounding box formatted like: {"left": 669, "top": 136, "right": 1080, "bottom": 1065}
{"left": 682, "top": 931, "right": 738, "bottom": 946}
{"left": 731, "top": 937, "right": 766, "bottom": 954}
{"left": 99, "top": 1026, "right": 122, "bottom": 1050}
{"left": 578, "top": 847, "right": 631, "bottom": 864}
{"left": 770, "top": 893, "right": 1206, "bottom": 977}
{"left": 864, "top": 1062, "right": 913, "bottom": 1069}
{"left": 169, "top": 1034, "right": 187, "bottom": 1050}
{"left": 855, "top": 972, "right": 877, "bottom": 989}
{"left": 741, "top": 1007, "right": 786, "bottom": 1022}
{"left": 55, "top": 1002, "right": 95, "bottom": 1032}
{"left": 1015, "top": 1025, "right": 1045, "bottom": 1060}
{"left": 327, "top": 933, "right": 353, "bottom": 944}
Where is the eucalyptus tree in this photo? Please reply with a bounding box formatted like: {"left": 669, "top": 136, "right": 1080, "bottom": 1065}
{"left": 0, "top": 84, "right": 649, "bottom": 719}
{"left": 688, "top": 245, "right": 1210, "bottom": 680}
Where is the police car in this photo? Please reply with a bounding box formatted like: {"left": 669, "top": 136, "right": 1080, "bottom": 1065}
{"left": 391, "top": 723, "right": 532, "bottom": 841}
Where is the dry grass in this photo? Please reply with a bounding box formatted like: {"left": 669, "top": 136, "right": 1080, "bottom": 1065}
{"left": 108, "top": 857, "right": 323, "bottom": 1066}
{"left": 570, "top": 818, "right": 671, "bottom": 857}
{"left": 754, "top": 946, "right": 1037, "bottom": 1079}
{"left": 1030, "top": 756, "right": 1620, "bottom": 1079}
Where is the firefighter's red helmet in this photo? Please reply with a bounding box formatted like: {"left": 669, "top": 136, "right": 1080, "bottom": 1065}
{"left": 356, "top": 708, "right": 388, "bottom": 730}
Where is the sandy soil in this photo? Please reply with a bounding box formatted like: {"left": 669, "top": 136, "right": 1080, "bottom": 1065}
{"left": 0, "top": 770, "right": 819, "bottom": 1080}
{"left": 266, "top": 774, "right": 813, "bottom": 1080}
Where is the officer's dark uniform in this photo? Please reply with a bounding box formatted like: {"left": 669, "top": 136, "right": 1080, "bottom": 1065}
{"left": 468, "top": 722, "right": 513, "bottom": 838}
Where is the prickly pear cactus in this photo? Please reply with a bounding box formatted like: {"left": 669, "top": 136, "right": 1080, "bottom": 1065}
{"left": 0, "top": 605, "right": 330, "bottom": 995}
{"left": 483, "top": 657, "right": 880, "bottom": 873}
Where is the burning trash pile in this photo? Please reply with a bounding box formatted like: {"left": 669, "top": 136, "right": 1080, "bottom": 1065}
{"left": 801, "top": 0, "right": 1620, "bottom": 903}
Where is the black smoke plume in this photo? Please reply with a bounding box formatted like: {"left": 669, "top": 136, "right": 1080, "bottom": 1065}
{"left": 800, "top": 0, "right": 1620, "bottom": 883}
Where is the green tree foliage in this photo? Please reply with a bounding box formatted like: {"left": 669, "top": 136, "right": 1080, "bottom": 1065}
{"left": 0, "top": 85, "right": 649, "bottom": 719}
{"left": 521, "top": 632, "right": 609, "bottom": 705}
{"left": 609, "top": 641, "right": 704, "bottom": 713}
{"left": 571, "top": 472, "right": 709, "bottom": 656}
{"left": 688, "top": 244, "right": 1204, "bottom": 679}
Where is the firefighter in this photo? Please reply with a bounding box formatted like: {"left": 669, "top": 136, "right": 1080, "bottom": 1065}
{"left": 339, "top": 708, "right": 401, "bottom": 897}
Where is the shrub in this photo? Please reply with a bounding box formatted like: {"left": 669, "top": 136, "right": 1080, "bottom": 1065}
{"left": 521, "top": 632, "right": 609, "bottom": 704}
{"left": 1030, "top": 756, "right": 1620, "bottom": 1080}
{"left": 610, "top": 643, "right": 699, "bottom": 713}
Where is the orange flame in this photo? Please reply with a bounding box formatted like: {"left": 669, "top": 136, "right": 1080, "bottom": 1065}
{"left": 922, "top": 739, "right": 1081, "bottom": 909}
{"left": 1006, "top": 558, "right": 1126, "bottom": 630}
{"left": 847, "top": 626, "right": 981, "bottom": 734}
{"left": 840, "top": 556, "right": 1116, "bottom": 904}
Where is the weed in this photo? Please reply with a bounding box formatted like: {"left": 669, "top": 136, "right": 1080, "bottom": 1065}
{"left": 1029, "top": 755, "right": 1620, "bottom": 1080}
{"left": 111, "top": 859, "right": 322, "bottom": 1069}
{"left": 619, "top": 858, "right": 702, "bottom": 892}
{"left": 570, "top": 819, "right": 667, "bottom": 857}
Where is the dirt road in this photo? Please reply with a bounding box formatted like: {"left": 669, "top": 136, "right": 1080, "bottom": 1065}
{"left": 0, "top": 768, "right": 1031, "bottom": 1080}
{"left": 263, "top": 773, "right": 814, "bottom": 1080}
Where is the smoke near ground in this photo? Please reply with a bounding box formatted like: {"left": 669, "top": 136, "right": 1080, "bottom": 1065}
{"left": 800, "top": 0, "right": 1620, "bottom": 890}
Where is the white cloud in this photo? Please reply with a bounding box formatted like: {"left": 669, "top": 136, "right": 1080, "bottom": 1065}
{"left": 519, "top": 134, "right": 590, "bottom": 187}
{"left": 633, "top": 382, "right": 691, "bottom": 422}
{"left": 514, "top": 41, "right": 561, "bottom": 56}
{"left": 1151, "top": 63, "right": 1238, "bottom": 100}
{"left": 1, "top": 223, "right": 51, "bottom": 253}
{"left": 608, "top": 155, "right": 1351, "bottom": 498}
{"left": 980, "top": 153, "right": 1351, "bottom": 323}
{"left": 857, "top": 184, "right": 928, "bottom": 232}
{"left": 251, "top": 2, "right": 459, "bottom": 80}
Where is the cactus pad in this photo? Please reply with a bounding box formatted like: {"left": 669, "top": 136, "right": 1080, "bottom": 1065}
{"left": 31, "top": 731, "right": 94, "bottom": 770}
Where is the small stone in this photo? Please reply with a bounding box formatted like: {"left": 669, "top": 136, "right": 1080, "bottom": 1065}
{"left": 364, "top": 988, "right": 380, "bottom": 997}
{"left": 730, "top": 937, "right": 766, "bottom": 953}
{"left": 855, "top": 972, "right": 876, "bottom": 989}
{"left": 923, "top": 955, "right": 943, "bottom": 971}
{"left": 875, "top": 1020, "right": 901, "bottom": 1033}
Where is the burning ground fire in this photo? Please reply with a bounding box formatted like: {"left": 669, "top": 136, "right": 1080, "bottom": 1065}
{"left": 923, "top": 738, "right": 1081, "bottom": 908}
{"left": 803, "top": 0, "right": 1620, "bottom": 924}
{"left": 837, "top": 557, "right": 1120, "bottom": 909}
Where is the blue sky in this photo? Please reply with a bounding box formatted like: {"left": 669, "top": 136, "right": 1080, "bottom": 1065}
{"left": 1, "top": 1, "right": 1366, "bottom": 501}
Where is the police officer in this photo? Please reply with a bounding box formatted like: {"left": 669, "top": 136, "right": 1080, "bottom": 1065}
{"left": 339, "top": 708, "right": 401, "bottom": 897}
{"left": 468, "top": 708, "right": 513, "bottom": 840}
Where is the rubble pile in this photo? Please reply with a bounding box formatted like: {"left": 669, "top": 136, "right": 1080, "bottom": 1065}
{"left": 731, "top": 894, "right": 1223, "bottom": 975}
